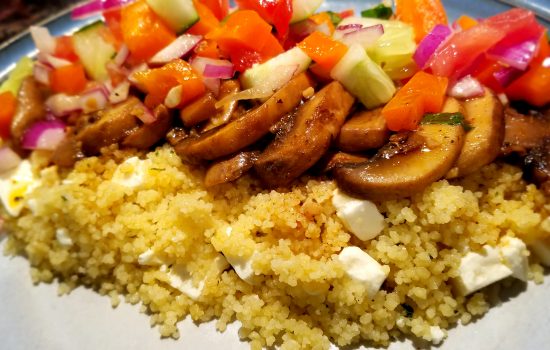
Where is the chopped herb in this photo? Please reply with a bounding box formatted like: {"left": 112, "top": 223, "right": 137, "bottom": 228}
{"left": 401, "top": 303, "right": 414, "bottom": 318}
{"left": 61, "top": 195, "right": 68, "bottom": 202}
{"left": 326, "top": 11, "right": 343, "bottom": 26}
{"left": 420, "top": 112, "right": 473, "bottom": 131}
{"left": 150, "top": 168, "right": 165, "bottom": 171}
{"left": 361, "top": 4, "right": 393, "bottom": 20}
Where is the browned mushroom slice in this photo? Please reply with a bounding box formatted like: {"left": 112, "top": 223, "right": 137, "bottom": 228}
{"left": 315, "top": 151, "right": 369, "bottom": 174}
{"left": 10, "top": 77, "right": 46, "bottom": 149}
{"left": 335, "top": 98, "right": 465, "bottom": 201}
{"left": 501, "top": 107, "right": 550, "bottom": 156}
{"left": 51, "top": 132, "right": 83, "bottom": 168}
{"left": 174, "top": 73, "right": 315, "bottom": 162}
{"left": 204, "top": 151, "right": 260, "bottom": 187}
{"left": 254, "top": 81, "right": 355, "bottom": 187}
{"left": 123, "top": 104, "right": 173, "bottom": 149}
{"left": 179, "top": 93, "right": 217, "bottom": 127}
{"left": 202, "top": 79, "right": 242, "bottom": 131}
{"left": 446, "top": 89, "right": 504, "bottom": 179}
{"left": 166, "top": 127, "right": 188, "bottom": 146}
{"left": 337, "top": 108, "right": 389, "bottom": 152}
{"left": 525, "top": 138, "right": 550, "bottom": 196}
{"left": 76, "top": 97, "right": 142, "bottom": 155}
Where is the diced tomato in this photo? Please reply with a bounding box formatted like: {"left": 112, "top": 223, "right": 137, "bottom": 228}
{"left": 133, "top": 59, "right": 205, "bottom": 108}
{"left": 506, "top": 35, "right": 550, "bottom": 107}
{"left": 120, "top": 0, "right": 176, "bottom": 61}
{"left": 235, "top": 0, "right": 292, "bottom": 39}
{"left": 0, "top": 91, "right": 17, "bottom": 139}
{"left": 455, "top": 15, "right": 478, "bottom": 30}
{"left": 188, "top": 0, "right": 220, "bottom": 36}
{"left": 206, "top": 10, "right": 283, "bottom": 71}
{"left": 310, "top": 13, "right": 336, "bottom": 35}
{"left": 339, "top": 9, "right": 355, "bottom": 19}
{"left": 308, "top": 63, "right": 332, "bottom": 83}
{"left": 382, "top": 71, "right": 448, "bottom": 131}
{"left": 103, "top": 8, "right": 124, "bottom": 45}
{"left": 396, "top": 0, "right": 448, "bottom": 42}
{"left": 297, "top": 31, "right": 348, "bottom": 71}
{"left": 470, "top": 55, "right": 505, "bottom": 93}
{"left": 199, "top": 0, "right": 229, "bottom": 20}
{"left": 50, "top": 63, "right": 88, "bottom": 95}
{"left": 54, "top": 36, "right": 79, "bottom": 62}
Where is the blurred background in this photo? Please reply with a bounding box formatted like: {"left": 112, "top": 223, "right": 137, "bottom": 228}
{"left": 0, "top": 0, "right": 72, "bottom": 43}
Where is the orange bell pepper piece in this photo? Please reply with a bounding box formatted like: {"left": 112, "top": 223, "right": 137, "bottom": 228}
{"left": 103, "top": 8, "right": 124, "bottom": 47}
{"left": 199, "top": 0, "right": 229, "bottom": 21}
{"left": 50, "top": 63, "right": 88, "bottom": 95}
{"left": 297, "top": 31, "right": 348, "bottom": 71}
{"left": 133, "top": 59, "right": 205, "bottom": 108}
{"left": 188, "top": 0, "right": 220, "bottom": 36}
{"left": 382, "top": 71, "right": 448, "bottom": 131}
{"left": 396, "top": 0, "right": 448, "bottom": 42}
{"left": 506, "top": 36, "right": 550, "bottom": 107}
{"left": 455, "top": 15, "right": 478, "bottom": 30}
{"left": 309, "top": 13, "right": 336, "bottom": 35}
{"left": 120, "top": 0, "right": 176, "bottom": 61}
{"left": 194, "top": 40, "right": 221, "bottom": 59}
{"left": 0, "top": 91, "right": 17, "bottom": 139}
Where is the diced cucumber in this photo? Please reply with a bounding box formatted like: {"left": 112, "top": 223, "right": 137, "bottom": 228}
{"left": 71, "top": 21, "right": 116, "bottom": 81}
{"left": 331, "top": 44, "right": 395, "bottom": 109}
{"left": 291, "top": 0, "right": 323, "bottom": 23}
{"left": 240, "top": 47, "right": 312, "bottom": 91}
{"left": 146, "top": 0, "right": 199, "bottom": 34}
{"left": 0, "top": 56, "right": 33, "bottom": 95}
{"left": 338, "top": 17, "right": 416, "bottom": 80}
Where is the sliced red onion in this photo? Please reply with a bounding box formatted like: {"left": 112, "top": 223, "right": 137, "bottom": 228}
{"left": 203, "top": 59, "right": 234, "bottom": 79}
{"left": 30, "top": 26, "right": 56, "bottom": 55}
{"left": 107, "top": 80, "right": 130, "bottom": 104}
{"left": 341, "top": 24, "right": 384, "bottom": 49}
{"left": 336, "top": 24, "right": 363, "bottom": 32}
{"left": 46, "top": 93, "right": 82, "bottom": 117}
{"left": 114, "top": 44, "right": 130, "bottom": 67}
{"left": 37, "top": 52, "right": 72, "bottom": 69}
{"left": 33, "top": 62, "right": 52, "bottom": 86}
{"left": 149, "top": 34, "right": 202, "bottom": 65}
{"left": 488, "top": 36, "right": 542, "bottom": 71}
{"left": 493, "top": 66, "right": 522, "bottom": 87}
{"left": 414, "top": 24, "right": 452, "bottom": 69}
{"left": 133, "top": 101, "right": 156, "bottom": 124}
{"left": 80, "top": 86, "right": 109, "bottom": 113}
{"left": 164, "top": 85, "right": 183, "bottom": 108}
{"left": 449, "top": 75, "right": 485, "bottom": 99}
{"left": 190, "top": 57, "right": 222, "bottom": 95}
{"left": 22, "top": 120, "right": 66, "bottom": 151}
{"left": 0, "top": 147, "right": 22, "bottom": 173}
{"left": 72, "top": 0, "right": 135, "bottom": 20}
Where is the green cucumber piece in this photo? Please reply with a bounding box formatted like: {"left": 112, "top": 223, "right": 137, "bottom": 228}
{"left": 331, "top": 44, "right": 395, "bottom": 109}
{"left": 241, "top": 47, "right": 312, "bottom": 91}
{"left": 338, "top": 17, "right": 416, "bottom": 80}
{"left": 71, "top": 21, "right": 116, "bottom": 81}
{"left": 291, "top": 0, "right": 323, "bottom": 23}
{"left": 0, "top": 56, "right": 33, "bottom": 95}
{"left": 146, "top": 0, "right": 199, "bottom": 34}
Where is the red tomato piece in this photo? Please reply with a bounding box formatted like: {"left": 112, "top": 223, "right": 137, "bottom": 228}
{"left": 199, "top": 0, "right": 229, "bottom": 20}
{"left": 54, "top": 36, "right": 79, "bottom": 62}
{"left": 0, "top": 91, "right": 17, "bottom": 139}
{"left": 235, "top": 0, "right": 292, "bottom": 38}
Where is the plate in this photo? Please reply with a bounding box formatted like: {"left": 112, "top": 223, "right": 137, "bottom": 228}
{"left": 1, "top": 1, "right": 549, "bottom": 350}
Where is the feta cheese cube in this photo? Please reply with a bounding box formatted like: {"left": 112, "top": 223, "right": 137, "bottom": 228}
{"left": 166, "top": 264, "right": 204, "bottom": 300}
{"left": 529, "top": 239, "right": 550, "bottom": 267}
{"left": 55, "top": 228, "right": 73, "bottom": 247}
{"left": 429, "top": 326, "right": 446, "bottom": 345}
{"left": 500, "top": 236, "right": 529, "bottom": 282}
{"left": 138, "top": 249, "right": 165, "bottom": 266}
{"left": 0, "top": 160, "right": 41, "bottom": 216}
{"left": 112, "top": 157, "right": 149, "bottom": 188}
{"left": 226, "top": 252, "right": 256, "bottom": 284}
{"left": 332, "top": 189, "right": 385, "bottom": 241}
{"left": 338, "top": 246, "right": 389, "bottom": 298}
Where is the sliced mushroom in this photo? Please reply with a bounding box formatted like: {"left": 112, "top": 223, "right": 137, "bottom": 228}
{"left": 314, "top": 151, "right": 369, "bottom": 174}
{"left": 337, "top": 108, "right": 389, "bottom": 152}
{"left": 123, "top": 104, "right": 173, "bottom": 149}
{"left": 524, "top": 138, "right": 550, "bottom": 196}
{"left": 335, "top": 98, "right": 466, "bottom": 201}
{"left": 254, "top": 81, "right": 355, "bottom": 187}
{"left": 10, "top": 77, "right": 46, "bottom": 149}
{"left": 446, "top": 89, "right": 504, "bottom": 179}
{"left": 77, "top": 97, "right": 141, "bottom": 155}
{"left": 166, "top": 127, "right": 188, "bottom": 146}
{"left": 51, "top": 132, "right": 83, "bottom": 168}
{"left": 179, "top": 93, "right": 217, "bottom": 127}
{"left": 204, "top": 150, "right": 260, "bottom": 187}
{"left": 202, "top": 79, "right": 242, "bottom": 131}
{"left": 174, "top": 73, "right": 315, "bottom": 163}
{"left": 501, "top": 107, "right": 550, "bottom": 156}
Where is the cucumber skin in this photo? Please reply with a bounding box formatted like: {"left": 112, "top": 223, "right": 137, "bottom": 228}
{"left": 146, "top": 0, "right": 199, "bottom": 34}
{"left": 72, "top": 22, "right": 116, "bottom": 81}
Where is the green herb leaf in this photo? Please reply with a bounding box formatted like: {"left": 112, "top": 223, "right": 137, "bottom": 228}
{"left": 326, "top": 11, "right": 343, "bottom": 26}
{"left": 420, "top": 112, "right": 473, "bottom": 131}
{"left": 401, "top": 303, "right": 414, "bottom": 318}
{"left": 361, "top": 4, "right": 393, "bottom": 20}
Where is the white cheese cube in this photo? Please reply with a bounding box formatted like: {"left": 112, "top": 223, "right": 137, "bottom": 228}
{"left": 529, "top": 239, "right": 550, "bottom": 267}
{"left": 55, "top": 228, "right": 73, "bottom": 247}
{"left": 138, "top": 249, "right": 165, "bottom": 266}
{"left": 429, "top": 326, "right": 446, "bottom": 345}
{"left": 166, "top": 264, "right": 204, "bottom": 300}
{"left": 0, "top": 160, "right": 41, "bottom": 216}
{"left": 338, "top": 246, "right": 389, "bottom": 298}
{"left": 500, "top": 236, "right": 529, "bottom": 282}
{"left": 226, "top": 252, "right": 256, "bottom": 284}
{"left": 112, "top": 157, "right": 149, "bottom": 188}
{"left": 332, "top": 189, "right": 385, "bottom": 241}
